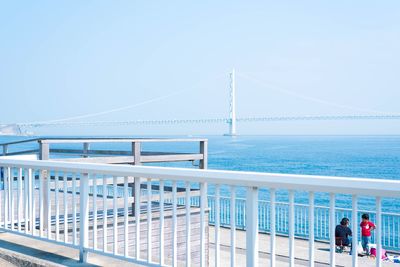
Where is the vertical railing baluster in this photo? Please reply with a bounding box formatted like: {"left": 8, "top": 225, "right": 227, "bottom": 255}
{"left": 55, "top": 171, "right": 59, "bottom": 240}
{"left": 93, "top": 174, "right": 97, "bottom": 250}
{"left": 246, "top": 186, "right": 259, "bottom": 267}
{"left": 17, "top": 168, "right": 22, "bottom": 232}
{"left": 376, "top": 197, "right": 382, "bottom": 267}
{"left": 147, "top": 178, "right": 152, "bottom": 262}
{"left": 10, "top": 168, "right": 14, "bottom": 231}
{"left": 200, "top": 182, "right": 207, "bottom": 267}
{"left": 329, "top": 193, "right": 335, "bottom": 267}
{"left": 63, "top": 172, "right": 68, "bottom": 243}
{"left": 159, "top": 180, "right": 165, "bottom": 266}
{"left": 102, "top": 175, "right": 107, "bottom": 252}
{"left": 72, "top": 173, "right": 77, "bottom": 245}
{"left": 46, "top": 170, "right": 51, "bottom": 239}
{"left": 185, "top": 181, "right": 191, "bottom": 267}
{"left": 123, "top": 176, "right": 128, "bottom": 257}
{"left": 230, "top": 186, "right": 236, "bottom": 267}
{"left": 31, "top": 169, "right": 36, "bottom": 235}
{"left": 79, "top": 173, "right": 89, "bottom": 263}
{"left": 134, "top": 177, "right": 141, "bottom": 259}
{"left": 352, "top": 195, "right": 358, "bottom": 267}
{"left": 309, "top": 192, "right": 315, "bottom": 267}
{"left": 289, "top": 190, "right": 295, "bottom": 267}
{"left": 270, "top": 188, "right": 276, "bottom": 267}
{"left": 113, "top": 176, "right": 118, "bottom": 255}
{"left": 215, "top": 184, "right": 220, "bottom": 267}
{"left": 0, "top": 166, "right": 3, "bottom": 228}
{"left": 25, "top": 168, "right": 30, "bottom": 235}
{"left": 4, "top": 167, "right": 9, "bottom": 230}
{"left": 172, "top": 181, "right": 177, "bottom": 267}
{"left": 39, "top": 169, "right": 44, "bottom": 237}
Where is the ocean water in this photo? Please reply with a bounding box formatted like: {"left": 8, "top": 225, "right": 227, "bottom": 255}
{"left": 1, "top": 135, "right": 399, "bottom": 213}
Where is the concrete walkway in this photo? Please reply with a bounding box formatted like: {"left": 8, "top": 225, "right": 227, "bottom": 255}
{"left": 0, "top": 232, "right": 140, "bottom": 267}
{"left": 0, "top": 228, "right": 398, "bottom": 266}
{"left": 209, "top": 227, "right": 397, "bottom": 267}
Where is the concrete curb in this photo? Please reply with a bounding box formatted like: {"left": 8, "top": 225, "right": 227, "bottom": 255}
{"left": 0, "top": 246, "right": 64, "bottom": 267}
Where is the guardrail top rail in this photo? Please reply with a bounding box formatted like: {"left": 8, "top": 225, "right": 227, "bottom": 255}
{"left": 1, "top": 137, "right": 208, "bottom": 167}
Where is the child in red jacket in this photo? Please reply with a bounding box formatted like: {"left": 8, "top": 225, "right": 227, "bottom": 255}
{"left": 360, "top": 213, "right": 376, "bottom": 254}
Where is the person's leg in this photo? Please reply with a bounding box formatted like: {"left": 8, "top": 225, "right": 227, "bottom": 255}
{"left": 348, "top": 237, "right": 352, "bottom": 254}
{"left": 365, "top": 236, "right": 371, "bottom": 255}
{"left": 361, "top": 236, "right": 368, "bottom": 253}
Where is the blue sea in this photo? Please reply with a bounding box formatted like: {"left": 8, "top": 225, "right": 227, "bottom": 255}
{"left": 1, "top": 135, "right": 400, "bottom": 213}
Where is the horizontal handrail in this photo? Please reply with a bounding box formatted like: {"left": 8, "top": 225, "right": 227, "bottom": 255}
{"left": 216, "top": 195, "right": 400, "bottom": 216}
{"left": 0, "top": 137, "right": 206, "bottom": 146}
{"left": 0, "top": 138, "right": 40, "bottom": 146}
{"left": 39, "top": 137, "right": 207, "bottom": 144}
{"left": 0, "top": 158, "right": 399, "bottom": 197}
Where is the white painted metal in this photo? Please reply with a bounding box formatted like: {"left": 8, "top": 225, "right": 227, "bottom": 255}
{"left": 329, "top": 193, "right": 335, "bottom": 267}
{"left": 215, "top": 184, "right": 221, "bottom": 267}
{"left": 63, "top": 172, "right": 68, "bottom": 243}
{"left": 200, "top": 182, "right": 207, "bottom": 267}
{"left": 0, "top": 158, "right": 400, "bottom": 267}
{"left": 134, "top": 176, "right": 141, "bottom": 260}
{"left": 289, "top": 190, "right": 295, "bottom": 267}
{"left": 2, "top": 159, "right": 398, "bottom": 197}
{"left": 10, "top": 168, "right": 14, "bottom": 231}
{"left": 31, "top": 169, "right": 35, "bottom": 235}
{"left": 185, "top": 181, "right": 191, "bottom": 267}
{"left": 159, "top": 180, "right": 165, "bottom": 266}
{"left": 124, "top": 176, "right": 128, "bottom": 257}
{"left": 246, "top": 186, "right": 259, "bottom": 267}
{"left": 46, "top": 169, "right": 51, "bottom": 238}
{"left": 113, "top": 176, "right": 118, "bottom": 255}
{"left": 4, "top": 167, "right": 8, "bottom": 230}
{"left": 309, "top": 192, "right": 315, "bottom": 267}
{"left": 376, "top": 197, "right": 382, "bottom": 267}
{"left": 102, "top": 175, "right": 107, "bottom": 252}
{"left": 93, "top": 174, "right": 97, "bottom": 249}
{"left": 17, "top": 168, "right": 22, "bottom": 232}
{"left": 147, "top": 179, "right": 152, "bottom": 262}
{"left": 0, "top": 168, "right": 3, "bottom": 228}
{"left": 55, "top": 172, "right": 59, "bottom": 240}
{"left": 7, "top": 167, "right": 11, "bottom": 230}
{"left": 72, "top": 173, "right": 77, "bottom": 245}
{"left": 230, "top": 186, "right": 236, "bottom": 267}
{"left": 352, "top": 195, "right": 358, "bottom": 267}
{"left": 172, "top": 181, "right": 177, "bottom": 267}
{"left": 32, "top": 169, "right": 37, "bottom": 239}
{"left": 270, "top": 188, "right": 276, "bottom": 267}
{"left": 79, "top": 173, "right": 89, "bottom": 263}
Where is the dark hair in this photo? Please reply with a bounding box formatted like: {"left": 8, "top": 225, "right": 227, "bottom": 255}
{"left": 362, "top": 213, "right": 369, "bottom": 220}
{"left": 340, "top": 217, "right": 349, "bottom": 226}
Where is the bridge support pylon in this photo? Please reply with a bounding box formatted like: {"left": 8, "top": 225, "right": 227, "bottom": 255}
{"left": 225, "top": 69, "right": 237, "bottom": 136}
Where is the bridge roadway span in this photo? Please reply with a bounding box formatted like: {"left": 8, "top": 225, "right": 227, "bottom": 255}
{"left": 16, "top": 114, "right": 400, "bottom": 128}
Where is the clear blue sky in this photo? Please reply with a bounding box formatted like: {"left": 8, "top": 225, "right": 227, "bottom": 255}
{"left": 1, "top": 1, "right": 400, "bottom": 135}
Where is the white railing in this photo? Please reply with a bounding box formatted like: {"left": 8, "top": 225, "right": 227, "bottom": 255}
{"left": 0, "top": 158, "right": 399, "bottom": 267}
{"left": 207, "top": 197, "right": 400, "bottom": 251}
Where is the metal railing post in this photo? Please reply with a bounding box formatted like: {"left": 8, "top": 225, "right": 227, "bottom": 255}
{"left": 79, "top": 173, "right": 89, "bottom": 263}
{"left": 2, "top": 144, "right": 8, "bottom": 156}
{"left": 199, "top": 140, "right": 208, "bottom": 169}
{"left": 246, "top": 186, "right": 258, "bottom": 267}
{"left": 83, "top": 142, "right": 90, "bottom": 158}
{"left": 132, "top": 142, "right": 141, "bottom": 216}
{"left": 39, "top": 141, "right": 50, "bottom": 231}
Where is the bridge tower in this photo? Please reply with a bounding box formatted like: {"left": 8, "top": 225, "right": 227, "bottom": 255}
{"left": 226, "top": 69, "right": 237, "bottom": 136}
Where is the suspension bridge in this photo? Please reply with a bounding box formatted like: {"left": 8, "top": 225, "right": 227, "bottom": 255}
{"left": 2, "top": 70, "right": 400, "bottom": 135}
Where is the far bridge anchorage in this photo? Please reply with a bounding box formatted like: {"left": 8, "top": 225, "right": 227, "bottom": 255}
{"left": 2, "top": 69, "right": 400, "bottom": 135}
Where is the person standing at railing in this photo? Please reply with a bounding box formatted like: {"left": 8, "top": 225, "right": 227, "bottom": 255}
{"left": 360, "top": 213, "right": 376, "bottom": 255}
